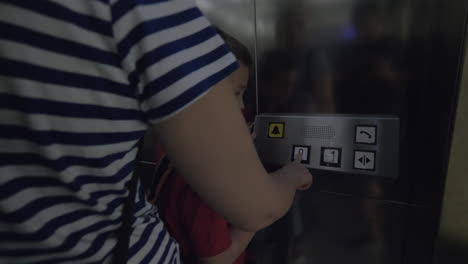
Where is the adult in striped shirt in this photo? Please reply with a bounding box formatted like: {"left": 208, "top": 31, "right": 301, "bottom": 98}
{"left": 0, "top": 0, "right": 312, "bottom": 263}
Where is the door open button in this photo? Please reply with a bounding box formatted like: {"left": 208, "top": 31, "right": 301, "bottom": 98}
{"left": 354, "top": 150, "right": 376, "bottom": 171}
{"left": 291, "top": 145, "right": 311, "bottom": 164}
{"left": 355, "top": 125, "right": 377, "bottom": 145}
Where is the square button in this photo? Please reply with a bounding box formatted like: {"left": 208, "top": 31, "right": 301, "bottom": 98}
{"left": 353, "top": 150, "right": 376, "bottom": 171}
{"left": 291, "top": 145, "right": 311, "bottom": 164}
{"left": 268, "top": 122, "right": 285, "bottom": 139}
{"left": 320, "top": 147, "right": 341, "bottom": 168}
{"left": 355, "top": 125, "right": 377, "bottom": 145}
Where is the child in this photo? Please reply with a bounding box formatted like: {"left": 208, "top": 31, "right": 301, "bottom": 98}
{"left": 155, "top": 29, "right": 254, "bottom": 264}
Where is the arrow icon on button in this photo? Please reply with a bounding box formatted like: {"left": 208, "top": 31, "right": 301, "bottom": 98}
{"left": 358, "top": 155, "right": 371, "bottom": 166}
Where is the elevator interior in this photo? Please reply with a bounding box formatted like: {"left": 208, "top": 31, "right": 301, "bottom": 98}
{"left": 194, "top": 0, "right": 468, "bottom": 263}
{"left": 138, "top": 0, "right": 468, "bottom": 263}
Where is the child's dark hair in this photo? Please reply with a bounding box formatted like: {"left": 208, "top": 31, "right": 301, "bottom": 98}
{"left": 216, "top": 28, "right": 252, "bottom": 67}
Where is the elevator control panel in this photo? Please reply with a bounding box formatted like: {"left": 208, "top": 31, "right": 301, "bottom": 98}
{"left": 255, "top": 114, "right": 400, "bottom": 178}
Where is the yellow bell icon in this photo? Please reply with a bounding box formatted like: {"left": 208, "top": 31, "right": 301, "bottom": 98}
{"left": 268, "top": 123, "right": 285, "bottom": 138}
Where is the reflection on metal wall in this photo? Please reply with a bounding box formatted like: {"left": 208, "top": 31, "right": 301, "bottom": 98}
{"left": 252, "top": 0, "right": 468, "bottom": 263}
{"left": 256, "top": 0, "right": 409, "bottom": 115}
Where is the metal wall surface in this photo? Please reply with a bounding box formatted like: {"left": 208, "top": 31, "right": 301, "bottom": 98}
{"left": 256, "top": 0, "right": 410, "bottom": 116}
{"left": 255, "top": 0, "right": 415, "bottom": 200}
{"left": 253, "top": 0, "right": 468, "bottom": 207}
{"left": 252, "top": 3, "right": 414, "bottom": 263}
{"left": 252, "top": 192, "right": 408, "bottom": 264}
{"left": 252, "top": 0, "right": 468, "bottom": 263}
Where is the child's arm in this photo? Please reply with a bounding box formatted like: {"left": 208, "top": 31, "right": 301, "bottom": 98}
{"left": 200, "top": 227, "right": 255, "bottom": 264}
{"left": 156, "top": 80, "right": 312, "bottom": 232}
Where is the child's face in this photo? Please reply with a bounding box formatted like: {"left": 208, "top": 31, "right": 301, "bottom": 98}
{"left": 231, "top": 63, "right": 249, "bottom": 110}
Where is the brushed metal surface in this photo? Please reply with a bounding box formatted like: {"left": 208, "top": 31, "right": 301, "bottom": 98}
{"left": 255, "top": 114, "right": 400, "bottom": 178}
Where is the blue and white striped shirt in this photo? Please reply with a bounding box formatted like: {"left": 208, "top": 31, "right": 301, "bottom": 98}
{"left": 0, "top": 0, "right": 238, "bottom": 263}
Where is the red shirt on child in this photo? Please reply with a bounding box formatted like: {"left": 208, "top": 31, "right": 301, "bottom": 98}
{"left": 156, "top": 145, "right": 246, "bottom": 264}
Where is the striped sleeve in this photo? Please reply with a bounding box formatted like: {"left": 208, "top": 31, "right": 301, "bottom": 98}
{"left": 110, "top": 0, "right": 239, "bottom": 123}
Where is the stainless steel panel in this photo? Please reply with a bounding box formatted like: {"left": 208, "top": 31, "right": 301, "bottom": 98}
{"left": 255, "top": 114, "right": 400, "bottom": 178}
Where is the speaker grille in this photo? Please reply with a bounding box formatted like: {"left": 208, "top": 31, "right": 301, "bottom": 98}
{"left": 302, "top": 126, "right": 335, "bottom": 139}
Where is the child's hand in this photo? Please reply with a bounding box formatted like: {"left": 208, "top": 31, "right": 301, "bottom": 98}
{"left": 292, "top": 151, "right": 312, "bottom": 190}
{"left": 271, "top": 152, "right": 313, "bottom": 191}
